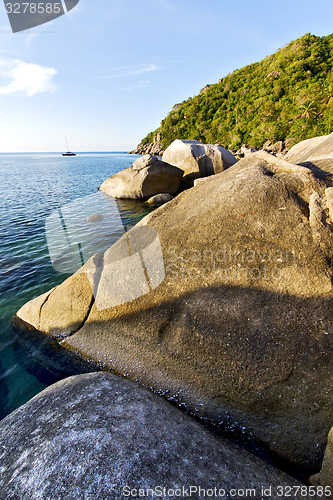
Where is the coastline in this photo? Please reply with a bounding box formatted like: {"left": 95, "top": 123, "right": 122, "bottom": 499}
{"left": 9, "top": 141, "right": 333, "bottom": 484}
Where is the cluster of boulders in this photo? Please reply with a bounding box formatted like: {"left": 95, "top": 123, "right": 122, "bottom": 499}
{"left": 100, "top": 139, "right": 237, "bottom": 204}
{"left": 225, "top": 135, "right": 333, "bottom": 162}
{"left": 231, "top": 139, "right": 295, "bottom": 158}
{"left": 0, "top": 131, "right": 330, "bottom": 499}
{"left": 9, "top": 133, "right": 333, "bottom": 496}
{"left": 106, "top": 136, "right": 330, "bottom": 205}
{"left": 131, "top": 135, "right": 297, "bottom": 160}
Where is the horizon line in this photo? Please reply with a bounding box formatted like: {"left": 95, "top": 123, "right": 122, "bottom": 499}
{"left": 0, "top": 150, "right": 136, "bottom": 154}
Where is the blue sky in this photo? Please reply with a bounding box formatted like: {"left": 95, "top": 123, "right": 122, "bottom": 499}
{"left": 0, "top": 0, "right": 332, "bottom": 152}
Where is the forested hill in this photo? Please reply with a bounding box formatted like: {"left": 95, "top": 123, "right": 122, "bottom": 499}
{"left": 135, "top": 33, "right": 333, "bottom": 153}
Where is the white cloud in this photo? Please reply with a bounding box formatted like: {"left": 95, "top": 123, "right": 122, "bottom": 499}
{"left": 104, "top": 63, "right": 158, "bottom": 78}
{"left": 0, "top": 57, "right": 57, "bottom": 96}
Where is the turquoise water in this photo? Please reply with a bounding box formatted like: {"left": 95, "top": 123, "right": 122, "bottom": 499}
{"left": 0, "top": 152, "right": 153, "bottom": 419}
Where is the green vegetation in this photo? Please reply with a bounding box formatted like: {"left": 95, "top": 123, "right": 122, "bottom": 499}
{"left": 139, "top": 33, "right": 333, "bottom": 151}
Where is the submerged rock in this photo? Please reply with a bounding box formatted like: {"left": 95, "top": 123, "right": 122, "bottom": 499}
{"left": 0, "top": 372, "right": 312, "bottom": 500}
{"left": 14, "top": 152, "right": 333, "bottom": 474}
{"left": 99, "top": 154, "right": 183, "bottom": 199}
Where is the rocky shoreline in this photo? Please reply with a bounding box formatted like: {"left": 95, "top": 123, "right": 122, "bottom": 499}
{"left": 130, "top": 136, "right": 295, "bottom": 159}
{"left": 129, "top": 132, "right": 164, "bottom": 156}
{"left": 4, "top": 134, "right": 333, "bottom": 497}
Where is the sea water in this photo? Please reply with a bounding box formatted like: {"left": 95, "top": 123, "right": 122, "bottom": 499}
{"left": 0, "top": 152, "right": 153, "bottom": 419}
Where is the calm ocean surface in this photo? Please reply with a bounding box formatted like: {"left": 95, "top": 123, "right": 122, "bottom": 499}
{"left": 0, "top": 152, "right": 153, "bottom": 419}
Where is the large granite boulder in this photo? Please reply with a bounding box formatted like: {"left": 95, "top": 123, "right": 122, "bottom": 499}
{"left": 162, "top": 139, "right": 237, "bottom": 183}
{"left": 99, "top": 154, "right": 183, "bottom": 199}
{"left": 285, "top": 133, "right": 333, "bottom": 163}
{"left": 13, "top": 152, "right": 333, "bottom": 474}
{"left": 0, "top": 372, "right": 312, "bottom": 500}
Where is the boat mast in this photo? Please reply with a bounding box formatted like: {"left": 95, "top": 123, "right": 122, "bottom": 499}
{"left": 65, "top": 136, "right": 69, "bottom": 151}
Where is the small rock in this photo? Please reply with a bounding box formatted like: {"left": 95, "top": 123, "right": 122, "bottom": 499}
{"left": 147, "top": 193, "right": 173, "bottom": 205}
{"left": 263, "top": 140, "right": 272, "bottom": 150}
{"left": 283, "top": 138, "right": 295, "bottom": 152}
{"left": 240, "top": 144, "right": 258, "bottom": 155}
{"left": 274, "top": 141, "right": 284, "bottom": 154}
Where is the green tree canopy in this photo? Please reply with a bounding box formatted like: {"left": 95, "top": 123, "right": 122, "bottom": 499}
{"left": 137, "top": 33, "right": 333, "bottom": 151}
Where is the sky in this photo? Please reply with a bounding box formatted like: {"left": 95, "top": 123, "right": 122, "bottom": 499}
{"left": 0, "top": 0, "right": 332, "bottom": 152}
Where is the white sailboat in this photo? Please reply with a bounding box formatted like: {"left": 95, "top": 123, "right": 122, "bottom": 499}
{"left": 62, "top": 137, "right": 76, "bottom": 156}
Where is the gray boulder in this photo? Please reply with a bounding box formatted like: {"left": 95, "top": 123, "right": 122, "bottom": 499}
{"left": 132, "top": 153, "right": 159, "bottom": 169}
{"left": 99, "top": 154, "right": 183, "bottom": 199}
{"left": 240, "top": 143, "right": 258, "bottom": 155}
{"left": 162, "top": 139, "right": 237, "bottom": 182}
{"left": 285, "top": 133, "right": 333, "bottom": 163}
{"left": 14, "top": 152, "right": 333, "bottom": 473}
{"left": 0, "top": 372, "right": 312, "bottom": 500}
{"left": 262, "top": 140, "right": 287, "bottom": 156}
